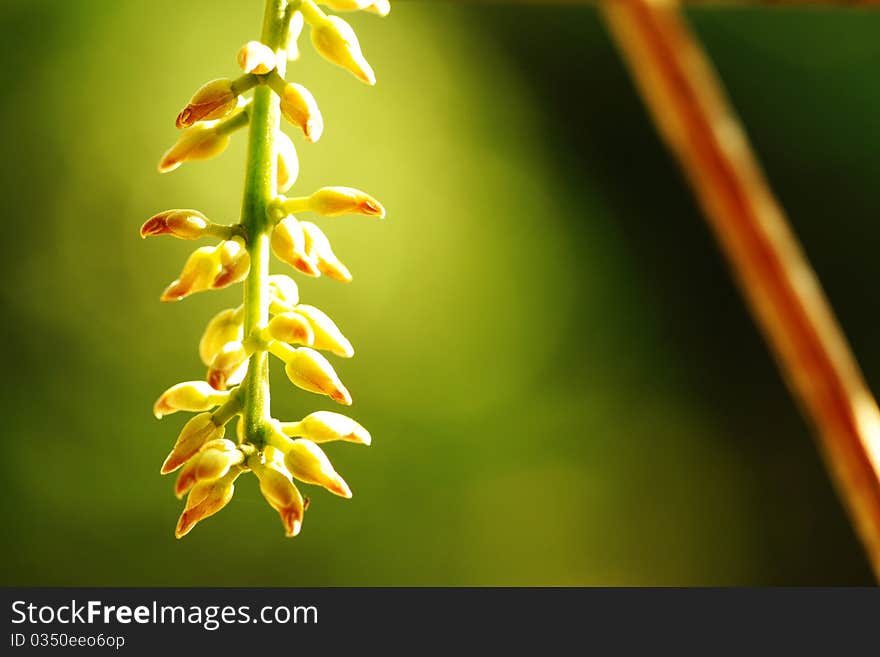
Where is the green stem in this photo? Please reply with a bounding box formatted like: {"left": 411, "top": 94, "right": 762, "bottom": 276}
{"left": 240, "top": 0, "right": 292, "bottom": 448}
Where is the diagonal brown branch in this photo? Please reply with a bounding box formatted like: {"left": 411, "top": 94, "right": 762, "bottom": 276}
{"left": 600, "top": 0, "right": 880, "bottom": 579}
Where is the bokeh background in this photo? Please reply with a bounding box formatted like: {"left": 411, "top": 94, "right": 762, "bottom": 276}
{"left": 1, "top": 0, "right": 879, "bottom": 585}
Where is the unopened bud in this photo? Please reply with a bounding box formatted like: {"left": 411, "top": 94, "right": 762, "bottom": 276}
{"left": 293, "top": 304, "right": 353, "bottom": 357}
{"left": 301, "top": 221, "right": 352, "bottom": 282}
{"left": 269, "top": 312, "right": 315, "bottom": 346}
{"left": 323, "top": 0, "right": 391, "bottom": 17}
{"left": 195, "top": 440, "right": 245, "bottom": 481}
{"left": 153, "top": 381, "right": 229, "bottom": 419}
{"left": 283, "top": 347, "right": 352, "bottom": 405}
{"left": 271, "top": 217, "right": 320, "bottom": 276}
{"left": 253, "top": 451, "right": 305, "bottom": 537}
{"left": 199, "top": 308, "right": 244, "bottom": 366}
{"left": 289, "top": 410, "right": 371, "bottom": 445}
{"left": 160, "top": 245, "right": 222, "bottom": 302}
{"left": 310, "top": 15, "right": 376, "bottom": 85}
{"left": 159, "top": 123, "right": 231, "bottom": 173}
{"left": 160, "top": 412, "right": 225, "bottom": 474}
{"left": 237, "top": 41, "right": 277, "bottom": 74}
{"left": 176, "top": 79, "right": 238, "bottom": 129}
{"left": 276, "top": 131, "right": 299, "bottom": 193}
{"left": 140, "top": 209, "right": 210, "bottom": 239}
{"left": 213, "top": 237, "right": 250, "bottom": 289}
{"left": 279, "top": 83, "right": 323, "bottom": 142}
{"left": 268, "top": 274, "right": 301, "bottom": 311}
{"left": 284, "top": 438, "right": 352, "bottom": 498}
{"left": 207, "top": 341, "right": 250, "bottom": 390}
{"left": 175, "top": 470, "right": 239, "bottom": 538}
{"left": 173, "top": 438, "right": 238, "bottom": 496}
{"left": 308, "top": 186, "right": 385, "bottom": 217}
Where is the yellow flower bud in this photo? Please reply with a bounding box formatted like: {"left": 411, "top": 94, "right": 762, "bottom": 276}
{"left": 279, "top": 82, "right": 323, "bottom": 142}
{"left": 237, "top": 41, "right": 277, "bottom": 74}
{"left": 207, "top": 341, "right": 250, "bottom": 390}
{"left": 160, "top": 245, "right": 222, "bottom": 302}
{"left": 276, "top": 131, "right": 299, "bottom": 193}
{"left": 175, "top": 470, "right": 239, "bottom": 538}
{"left": 173, "top": 438, "right": 237, "bottom": 497}
{"left": 308, "top": 186, "right": 385, "bottom": 217}
{"left": 195, "top": 440, "right": 245, "bottom": 482}
{"left": 153, "top": 381, "right": 229, "bottom": 419}
{"left": 323, "top": 0, "right": 391, "bottom": 17}
{"left": 286, "top": 10, "right": 305, "bottom": 61}
{"left": 288, "top": 410, "right": 371, "bottom": 445}
{"left": 310, "top": 15, "right": 376, "bottom": 85}
{"left": 284, "top": 438, "right": 352, "bottom": 498}
{"left": 176, "top": 78, "right": 238, "bottom": 129}
{"left": 269, "top": 312, "right": 315, "bottom": 346}
{"left": 159, "top": 122, "right": 231, "bottom": 173}
{"left": 213, "top": 237, "right": 251, "bottom": 289}
{"left": 369, "top": 0, "right": 391, "bottom": 16}
{"left": 271, "top": 217, "right": 321, "bottom": 277}
{"left": 293, "top": 304, "right": 353, "bottom": 357}
{"left": 140, "top": 209, "right": 210, "bottom": 239}
{"left": 301, "top": 221, "right": 352, "bottom": 282}
{"left": 160, "top": 412, "right": 225, "bottom": 474}
{"left": 253, "top": 452, "right": 305, "bottom": 537}
{"left": 268, "top": 274, "right": 301, "bottom": 311}
{"left": 283, "top": 347, "right": 352, "bottom": 405}
{"left": 199, "top": 308, "right": 244, "bottom": 366}
{"left": 161, "top": 240, "right": 249, "bottom": 302}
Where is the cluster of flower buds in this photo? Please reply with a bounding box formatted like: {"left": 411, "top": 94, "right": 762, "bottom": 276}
{"left": 144, "top": 0, "right": 389, "bottom": 538}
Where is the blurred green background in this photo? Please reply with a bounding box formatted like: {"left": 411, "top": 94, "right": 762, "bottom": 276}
{"left": 1, "top": 0, "right": 879, "bottom": 585}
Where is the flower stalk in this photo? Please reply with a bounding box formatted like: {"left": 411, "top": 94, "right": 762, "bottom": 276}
{"left": 144, "top": 0, "right": 388, "bottom": 538}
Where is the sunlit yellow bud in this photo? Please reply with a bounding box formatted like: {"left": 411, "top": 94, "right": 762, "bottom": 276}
{"left": 301, "top": 221, "right": 352, "bottom": 282}
{"left": 140, "top": 209, "right": 210, "bottom": 240}
{"left": 195, "top": 441, "right": 244, "bottom": 482}
{"left": 323, "top": 0, "right": 390, "bottom": 16}
{"left": 207, "top": 341, "right": 250, "bottom": 390}
{"left": 368, "top": 0, "right": 391, "bottom": 15}
{"left": 310, "top": 15, "right": 376, "bottom": 85}
{"left": 283, "top": 347, "right": 352, "bottom": 405}
{"left": 269, "top": 312, "right": 315, "bottom": 346}
{"left": 176, "top": 79, "right": 238, "bottom": 129}
{"left": 286, "top": 10, "right": 305, "bottom": 60}
{"left": 253, "top": 457, "right": 305, "bottom": 537}
{"left": 279, "top": 83, "right": 323, "bottom": 142}
{"left": 293, "top": 410, "right": 371, "bottom": 445}
{"left": 199, "top": 308, "right": 244, "bottom": 366}
{"left": 308, "top": 186, "right": 385, "bottom": 217}
{"left": 213, "top": 238, "right": 250, "bottom": 289}
{"left": 293, "top": 304, "right": 353, "bottom": 357}
{"left": 161, "top": 412, "right": 225, "bottom": 474}
{"left": 284, "top": 438, "right": 352, "bottom": 498}
{"left": 153, "top": 381, "right": 229, "bottom": 419}
{"left": 159, "top": 122, "right": 231, "bottom": 173}
{"left": 276, "top": 131, "right": 299, "bottom": 193}
{"left": 268, "top": 274, "right": 301, "bottom": 311}
{"left": 271, "top": 217, "right": 321, "bottom": 277}
{"left": 160, "top": 245, "right": 222, "bottom": 302}
{"left": 237, "top": 41, "right": 276, "bottom": 74}
{"left": 173, "top": 438, "right": 234, "bottom": 497}
{"left": 175, "top": 470, "right": 239, "bottom": 538}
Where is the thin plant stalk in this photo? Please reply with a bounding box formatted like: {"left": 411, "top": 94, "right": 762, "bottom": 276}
{"left": 240, "top": 0, "right": 290, "bottom": 448}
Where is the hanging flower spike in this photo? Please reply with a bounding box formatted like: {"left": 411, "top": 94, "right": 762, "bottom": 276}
{"left": 145, "top": 0, "right": 387, "bottom": 538}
